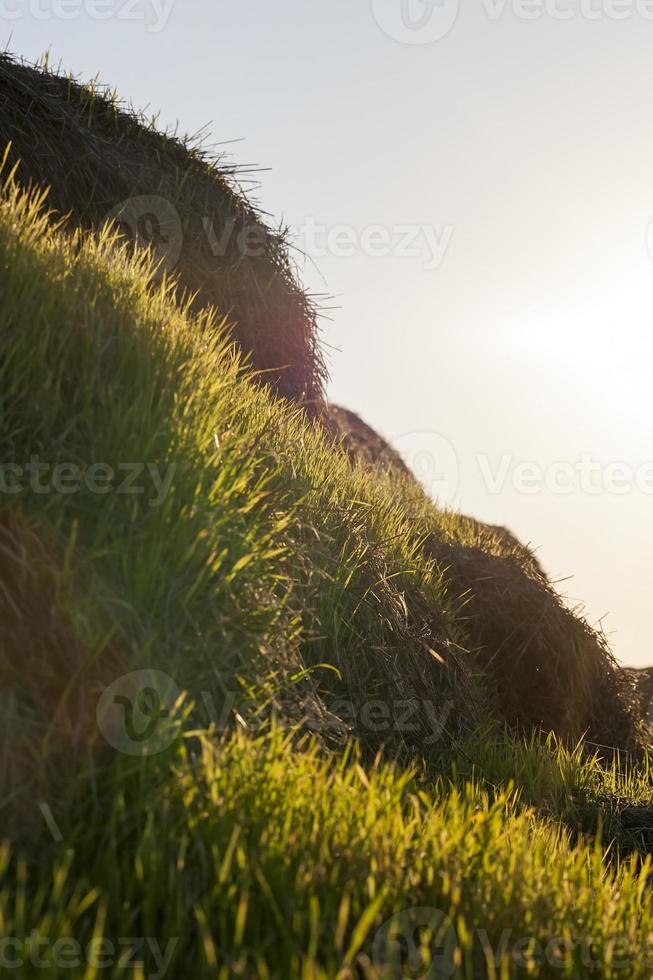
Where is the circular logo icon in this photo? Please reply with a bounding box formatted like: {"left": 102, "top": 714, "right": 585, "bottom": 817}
{"left": 391, "top": 431, "right": 460, "bottom": 505}
{"left": 96, "top": 669, "right": 182, "bottom": 756}
{"left": 105, "top": 195, "right": 183, "bottom": 274}
{"left": 372, "top": 907, "right": 458, "bottom": 979}
{"left": 371, "top": 0, "right": 459, "bottom": 44}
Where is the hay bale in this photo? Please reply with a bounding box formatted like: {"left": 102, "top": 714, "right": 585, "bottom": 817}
{"left": 320, "top": 403, "right": 413, "bottom": 476}
{"left": 624, "top": 666, "right": 653, "bottom": 702}
{"left": 425, "top": 536, "right": 640, "bottom": 748}
{"left": 623, "top": 667, "right": 653, "bottom": 729}
{"left": 0, "top": 53, "right": 325, "bottom": 405}
{"left": 324, "top": 403, "right": 641, "bottom": 748}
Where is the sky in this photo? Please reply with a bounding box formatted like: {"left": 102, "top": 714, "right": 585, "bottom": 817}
{"left": 4, "top": 0, "right": 653, "bottom": 666}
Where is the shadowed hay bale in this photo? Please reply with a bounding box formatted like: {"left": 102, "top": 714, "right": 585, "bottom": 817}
{"left": 0, "top": 53, "right": 325, "bottom": 405}
{"left": 424, "top": 536, "right": 640, "bottom": 748}
{"left": 324, "top": 403, "right": 641, "bottom": 748}
{"left": 320, "top": 403, "right": 413, "bottom": 477}
{"left": 624, "top": 666, "right": 653, "bottom": 703}
{"left": 623, "top": 666, "right": 653, "bottom": 728}
{"left": 0, "top": 509, "right": 126, "bottom": 833}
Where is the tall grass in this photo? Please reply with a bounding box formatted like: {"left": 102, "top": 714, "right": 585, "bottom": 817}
{"left": 0, "top": 145, "right": 652, "bottom": 977}
{"left": 2, "top": 729, "right": 653, "bottom": 978}
{"left": 0, "top": 164, "right": 479, "bottom": 818}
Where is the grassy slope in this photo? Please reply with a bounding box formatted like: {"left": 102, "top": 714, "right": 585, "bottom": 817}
{"left": 1, "top": 168, "right": 653, "bottom": 976}
{"left": 0, "top": 52, "right": 640, "bottom": 750}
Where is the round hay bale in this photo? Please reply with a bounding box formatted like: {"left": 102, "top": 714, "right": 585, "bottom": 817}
{"left": 0, "top": 53, "right": 325, "bottom": 406}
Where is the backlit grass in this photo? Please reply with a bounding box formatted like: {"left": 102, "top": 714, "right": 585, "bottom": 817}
{"left": 0, "top": 153, "right": 652, "bottom": 978}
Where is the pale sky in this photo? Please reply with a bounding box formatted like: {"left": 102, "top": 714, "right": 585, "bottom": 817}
{"left": 5, "top": 1, "right": 653, "bottom": 665}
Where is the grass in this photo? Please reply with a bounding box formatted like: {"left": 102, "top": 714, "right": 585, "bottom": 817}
{"left": 3, "top": 730, "right": 653, "bottom": 978}
{"left": 0, "top": 60, "right": 652, "bottom": 975}
{"left": 0, "top": 161, "right": 480, "bottom": 821}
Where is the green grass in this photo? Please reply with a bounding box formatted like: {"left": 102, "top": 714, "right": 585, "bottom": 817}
{"left": 0, "top": 159, "right": 481, "bottom": 778}
{"left": 1, "top": 158, "right": 653, "bottom": 977}
{"left": 3, "top": 730, "right": 653, "bottom": 978}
